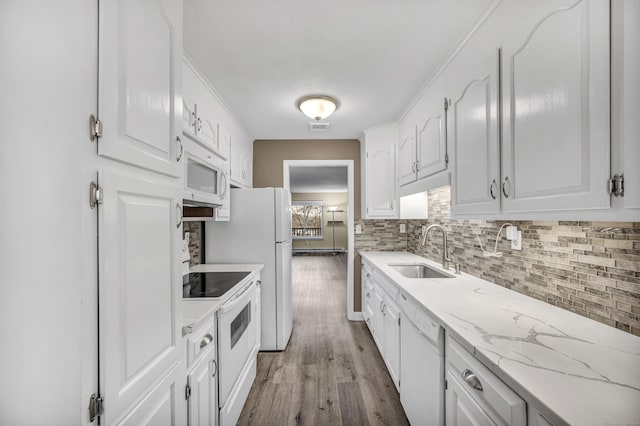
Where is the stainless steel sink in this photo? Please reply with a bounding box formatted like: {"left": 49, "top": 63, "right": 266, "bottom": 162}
{"left": 388, "top": 263, "right": 454, "bottom": 279}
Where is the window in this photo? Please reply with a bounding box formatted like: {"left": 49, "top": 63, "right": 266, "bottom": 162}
{"left": 291, "top": 201, "right": 323, "bottom": 239}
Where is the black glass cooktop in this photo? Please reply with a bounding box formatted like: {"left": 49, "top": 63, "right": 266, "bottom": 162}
{"left": 183, "top": 271, "right": 251, "bottom": 298}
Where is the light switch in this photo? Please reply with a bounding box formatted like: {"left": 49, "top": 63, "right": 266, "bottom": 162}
{"left": 399, "top": 224, "right": 406, "bottom": 233}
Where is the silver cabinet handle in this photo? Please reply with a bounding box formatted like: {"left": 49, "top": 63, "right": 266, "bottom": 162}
{"left": 382, "top": 303, "right": 386, "bottom": 316}
{"left": 380, "top": 301, "right": 384, "bottom": 312}
{"left": 211, "top": 359, "right": 217, "bottom": 378}
{"left": 176, "top": 136, "right": 183, "bottom": 162}
{"left": 411, "top": 162, "right": 416, "bottom": 173}
{"left": 191, "top": 111, "right": 197, "bottom": 127}
{"left": 176, "top": 203, "right": 182, "bottom": 229}
{"left": 401, "top": 294, "right": 407, "bottom": 300}
{"left": 490, "top": 179, "right": 497, "bottom": 200}
{"left": 200, "top": 333, "right": 213, "bottom": 349}
{"left": 461, "top": 369, "right": 483, "bottom": 391}
{"left": 197, "top": 117, "right": 202, "bottom": 132}
{"left": 415, "top": 160, "right": 419, "bottom": 171}
{"left": 366, "top": 292, "right": 370, "bottom": 298}
{"left": 502, "top": 176, "right": 511, "bottom": 198}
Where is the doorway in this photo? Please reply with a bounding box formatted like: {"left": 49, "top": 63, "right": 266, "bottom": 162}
{"left": 283, "top": 160, "right": 357, "bottom": 320}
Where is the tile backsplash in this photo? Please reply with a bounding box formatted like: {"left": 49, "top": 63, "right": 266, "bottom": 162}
{"left": 183, "top": 221, "right": 202, "bottom": 267}
{"left": 356, "top": 186, "right": 640, "bottom": 337}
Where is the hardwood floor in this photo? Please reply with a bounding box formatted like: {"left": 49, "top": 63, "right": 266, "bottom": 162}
{"left": 238, "top": 254, "right": 409, "bottom": 425}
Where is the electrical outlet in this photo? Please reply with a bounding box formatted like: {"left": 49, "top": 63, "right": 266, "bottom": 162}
{"left": 399, "top": 223, "right": 406, "bottom": 233}
{"left": 511, "top": 230, "right": 522, "bottom": 250}
{"left": 355, "top": 224, "right": 362, "bottom": 234}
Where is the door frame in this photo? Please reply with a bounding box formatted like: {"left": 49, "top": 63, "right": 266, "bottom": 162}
{"left": 283, "top": 160, "right": 359, "bottom": 321}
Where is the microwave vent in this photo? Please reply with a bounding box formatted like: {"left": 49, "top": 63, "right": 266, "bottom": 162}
{"left": 308, "top": 122, "right": 330, "bottom": 131}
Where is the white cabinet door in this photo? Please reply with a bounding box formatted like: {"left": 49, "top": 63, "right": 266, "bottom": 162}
{"left": 183, "top": 61, "right": 219, "bottom": 153}
{"left": 187, "top": 350, "right": 216, "bottom": 426}
{"left": 218, "top": 125, "right": 232, "bottom": 160}
{"left": 451, "top": 51, "right": 501, "bottom": 215}
{"left": 371, "top": 285, "right": 384, "bottom": 352}
{"left": 446, "top": 372, "right": 496, "bottom": 426}
{"left": 397, "top": 128, "right": 417, "bottom": 186}
{"left": 98, "top": 170, "right": 182, "bottom": 424}
{"left": 382, "top": 298, "right": 400, "bottom": 390}
{"left": 417, "top": 98, "right": 448, "bottom": 180}
{"left": 242, "top": 140, "right": 253, "bottom": 187}
{"left": 116, "top": 364, "right": 181, "bottom": 426}
{"left": 365, "top": 144, "right": 397, "bottom": 217}
{"left": 99, "top": 0, "right": 182, "bottom": 177}
{"left": 230, "top": 137, "right": 244, "bottom": 186}
{"left": 612, "top": 0, "right": 640, "bottom": 208}
{"left": 501, "top": 0, "right": 610, "bottom": 212}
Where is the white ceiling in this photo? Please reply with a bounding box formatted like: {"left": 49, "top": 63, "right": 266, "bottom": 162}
{"left": 289, "top": 166, "right": 348, "bottom": 193}
{"left": 184, "top": 0, "right": 493, "bottom": 140}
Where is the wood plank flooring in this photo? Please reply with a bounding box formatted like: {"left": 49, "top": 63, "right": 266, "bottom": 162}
{"left": 238, "top": 254, "right": 409, "bottom": 425}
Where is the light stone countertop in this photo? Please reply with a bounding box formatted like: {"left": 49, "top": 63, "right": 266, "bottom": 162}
{"left": 181, "top": 264, "right": 264, "bottom": 336}
{"left": 360, "top": 251, "right": 640, "bottom": 426}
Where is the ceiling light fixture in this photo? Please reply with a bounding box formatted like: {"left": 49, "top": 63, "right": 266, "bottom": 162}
{"left": 296, "top": 95, "right": 338, "bottom": 121}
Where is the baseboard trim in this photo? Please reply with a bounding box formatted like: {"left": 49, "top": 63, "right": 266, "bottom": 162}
{"left": 348, "top": 312, "right": 364, "bottom": 322}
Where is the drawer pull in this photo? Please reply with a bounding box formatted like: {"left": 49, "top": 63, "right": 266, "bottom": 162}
{"left": 200, "top": 333, "right": 213, "bottom": 349}
{"left": 462, "top": 369, "right": 483, "bottom": 392}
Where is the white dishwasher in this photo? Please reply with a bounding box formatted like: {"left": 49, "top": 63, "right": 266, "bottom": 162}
{"left": 398, "top": 292, "right": 445, "bottom": 426}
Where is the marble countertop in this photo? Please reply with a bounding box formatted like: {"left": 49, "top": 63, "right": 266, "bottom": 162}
{"left": 182, "top": 263, "right": 264, "bottom": 336}
{"left": 360, "top": 251, "right": 640, "bottom": 426}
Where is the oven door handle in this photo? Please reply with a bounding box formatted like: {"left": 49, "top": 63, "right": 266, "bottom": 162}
{"left": 220, "top": 280, "right": 254, "bottom": 314}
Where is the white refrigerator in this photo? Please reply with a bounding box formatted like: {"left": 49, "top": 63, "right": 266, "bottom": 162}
{"left": 205, "top": 187, "right": 293, "bottom": 351}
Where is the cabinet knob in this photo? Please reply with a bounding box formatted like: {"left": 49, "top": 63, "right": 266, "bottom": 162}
{"left": 489, "top": 179, "right": 497, "bottom": 200}
{"left": 176, "top": 203, "right": 182, "bottom": 229}
{"left": 200, "top": 333, "right": 213, "bottom": 349}
{"left": 176, "top": 136, "right": 183, "bottom": 162}
{"left": 502, "top": 177, "right": 511, "bottom": 198}
{"left": 461, "top": 369, "right": 483, "bottom": 392}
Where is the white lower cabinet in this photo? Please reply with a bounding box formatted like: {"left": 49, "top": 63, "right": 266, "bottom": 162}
{"left": 446, "top": 336, "right": 526, "bottom": 426}
{"left": 381, "top": 296, "right": 401, "bottom": 388}
{"left": 187, "top": 348, "right": 217, "bottom": 426}
{"left": 361, "top": 261, "right": 400, "bottom": 390}
{"left": 186, "top": 317, "right": 217, "bottom": 426}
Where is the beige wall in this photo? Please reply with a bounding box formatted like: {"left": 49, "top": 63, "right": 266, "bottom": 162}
{"left": 292, "top": 192, "right": 348, "bottom": 251}
{"left": 253, "top": 139, "right": 363, "bottom": 312}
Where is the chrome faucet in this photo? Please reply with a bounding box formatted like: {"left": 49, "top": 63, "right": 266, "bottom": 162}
{"left": 421, "top": 224, "right": 452, "bottom": 269}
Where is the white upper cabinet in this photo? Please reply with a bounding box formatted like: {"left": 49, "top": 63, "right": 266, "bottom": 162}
{"left": 451, "top": 50, "right": 501, "bottom": 215}
{"left": 397, "top": 125, "right": 417, "bottom": 186}
{"left": 98, "top": 0, "right": 182, "bottom": 177}
{"left": 501, "top": 0, "right": 610, "bottom": 213}
{"left": 183, "top": 59, "right": 222, "bottom": 155}
{"left": 612, "top": 0, "right": 640, "bottom": 209}
{"left": 417, "top": 98, "right": 448, "bottom": 180}
{"left": 229, "top": 135, "right": 253, "bottom": 188}
{"left": 362, "top": 124, "right": 398, "bottom": 218}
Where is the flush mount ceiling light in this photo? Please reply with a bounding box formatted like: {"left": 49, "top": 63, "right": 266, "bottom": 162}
{"left": 296, "top": 95, "right": 338, "bottom": 121}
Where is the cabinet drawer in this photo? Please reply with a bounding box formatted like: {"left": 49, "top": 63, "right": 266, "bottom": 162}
{"left": 373, "top": 273, "right": 398, "bottom": 301}
{"left": 447, "top": 337, "right": 526, "bottom": 426}
{"left": 187, "top": 316, "right": 215, "bottom": 369}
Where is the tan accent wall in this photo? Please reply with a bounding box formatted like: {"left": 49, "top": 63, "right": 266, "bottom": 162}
{"left": 292, "top": 192, "right": 348, "bottom": 251}
{"left": 253, "top": 139, "right": 362, "bottom": 312}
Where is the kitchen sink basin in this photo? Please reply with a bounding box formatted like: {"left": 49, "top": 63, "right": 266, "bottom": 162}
{"left": 388, "top": 263, "right": 454, "bottom": 279}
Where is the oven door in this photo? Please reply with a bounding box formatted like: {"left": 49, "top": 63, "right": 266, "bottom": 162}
{"left": 217, "top": 280, "right": 257, "bottom": 406}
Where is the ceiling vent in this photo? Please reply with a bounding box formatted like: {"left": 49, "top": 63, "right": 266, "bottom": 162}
{"left": 308, "top": 122, "right": 330, "bottom": 131}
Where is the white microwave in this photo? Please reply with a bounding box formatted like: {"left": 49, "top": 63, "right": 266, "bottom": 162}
{"left": 183, "top": 138, "right": 229, "bottom": 207}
